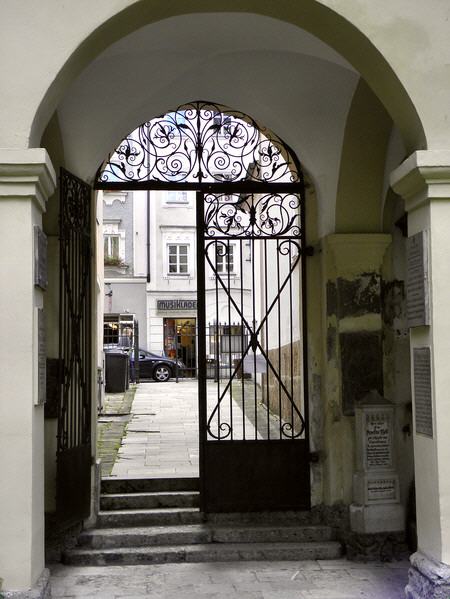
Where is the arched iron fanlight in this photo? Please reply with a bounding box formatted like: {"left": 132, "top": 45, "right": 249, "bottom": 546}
{"left": 96, "top": 101, "right": 302, "bottom": 186}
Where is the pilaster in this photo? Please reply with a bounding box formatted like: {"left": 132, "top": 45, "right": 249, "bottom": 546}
{"left": 391, "top": 150, "right": 450, "bottom": 598}
{"left": 321, "top": 233, "right": 391, "bottom": 505}
{"left": 0, "top": 149, "right": 56, "bottom": 594}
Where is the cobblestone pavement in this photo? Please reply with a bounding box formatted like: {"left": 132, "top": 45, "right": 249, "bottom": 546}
{"left": 50, "top": 559, "right": 409, "bottom": 598}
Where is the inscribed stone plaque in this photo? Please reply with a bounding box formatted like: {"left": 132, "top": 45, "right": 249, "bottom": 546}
{"left": 365, "top": 412, "right": 392, "bottom": 469}
{"left": 367, "top": 477, "right": 397, "bottom": 502}
{"left": 413, "top": 347, "right": 433, "bottom": 437}
{"left": 34, "top": 226, "right": 48, "bottom": 290}
{"left": 407, "top": 231, "right": 429, "bottom": 327}
{"left": 37, "top": 309, "right": 46, "bottom": 405}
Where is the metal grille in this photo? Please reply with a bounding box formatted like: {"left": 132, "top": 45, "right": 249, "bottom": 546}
{"left": 57, "top": 168, "right": 92, "bottom": 525}
{"left": 97, "top": 101, "right": 300, "bottom": 187}
{"left": 200, "top": 191, "right": 306, "bottom": 442}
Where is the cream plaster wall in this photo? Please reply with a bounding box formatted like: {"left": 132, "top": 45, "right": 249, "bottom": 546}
{"left": 0, "top": 0, "right": 433, "bottom": 152}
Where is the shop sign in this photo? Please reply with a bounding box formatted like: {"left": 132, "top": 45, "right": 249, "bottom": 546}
{"left": 157, "top": 299, "right": 197, "bottom": 310}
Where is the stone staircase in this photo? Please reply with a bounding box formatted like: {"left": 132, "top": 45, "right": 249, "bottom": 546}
{"left": 63, "top": 477, "right": 343, "bottom": 566}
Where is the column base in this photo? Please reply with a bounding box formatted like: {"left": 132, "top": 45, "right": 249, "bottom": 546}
{"left": 406, "top": 552, "right": 450, "bottom": 599}
{"left": 2, "top": 569, "right": 51, "bottom": 599}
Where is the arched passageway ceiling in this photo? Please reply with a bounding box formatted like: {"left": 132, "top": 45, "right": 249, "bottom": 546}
{"left": 2, "top": 0, "right": 431, "bottom": 153}
{"left": 57, "top": 15, "right": 358, "bottom": 172}
{"left": 54, "top": 12, "right": 359, "bottom": 236}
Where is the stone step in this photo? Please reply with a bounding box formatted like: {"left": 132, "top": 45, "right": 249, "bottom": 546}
{"left": 64, "top": 540, "right": 343, "bottom": 566}
{"left": 78, "top": 524, "right": 335, "bottom": 549}
{"left": 100, "top": 491, "right": 200, "bottom": 510}
{"left": 101, "top": 477, "right": 199, "bottom": 494}
{"left": 97, "top": 507, "right": 203, "bottom": 528}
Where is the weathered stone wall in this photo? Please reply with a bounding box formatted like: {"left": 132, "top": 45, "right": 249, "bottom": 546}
{"left": 262, "top": 339, "right": 304, "bottom": 435}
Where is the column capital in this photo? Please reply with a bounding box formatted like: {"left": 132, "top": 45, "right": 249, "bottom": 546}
{"left": 0, "top": 148, "right": 56, "bottom": 212}
{"left": 390, "top": 150, "right": 450, "bottom": 212}
{"left": 324, "top": 233, "right": 391, "bottom": 277}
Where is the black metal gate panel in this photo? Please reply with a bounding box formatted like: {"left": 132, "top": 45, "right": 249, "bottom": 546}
{"left": 57, "top": 168, "right": 92, "bottom": 525}
{"left": 197, "top": 189, "right": 310, "bottom": 512}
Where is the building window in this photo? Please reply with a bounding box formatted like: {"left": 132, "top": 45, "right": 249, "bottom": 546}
{"left": 216, "top": 244, "right": 235, "bottom": 274}
{"left": 166, "top": 191, "right": 188, "bottom": 204}
{"left": 168, "top": 244, "right": 189, "bottom": 274}
{"left": 104, "top": 234, "right": 120, "bottom": 258}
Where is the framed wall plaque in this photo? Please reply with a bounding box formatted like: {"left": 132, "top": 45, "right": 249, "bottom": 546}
{"left": 34, "top": 226, "right": 48, "bottom": 290}
{"left": 407, "top": 231, "right": 429, "bottom": 327}
{"left": 413, "top": 347, "right": 433, "bottom": 437}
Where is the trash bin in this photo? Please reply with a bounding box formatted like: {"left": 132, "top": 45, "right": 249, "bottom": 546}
{"left": 105, "top": 352, "right": 129, "bottom": 393}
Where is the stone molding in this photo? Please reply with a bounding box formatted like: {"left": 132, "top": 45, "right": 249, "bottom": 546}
{"left": 0, "top": 148, "right": 56, "bottom": 212}
{"left": 324, "top": 233, "right": 391, "bottom": 276}
{"left": 390, "top": 150, "right": 450, "bottom": 212}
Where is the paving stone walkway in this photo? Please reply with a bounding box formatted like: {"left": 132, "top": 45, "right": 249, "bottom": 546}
{"left": 50, "top": 559, "right": 410, "bottom": 598}
{"left": 109, "top": 380, "right": 199, "bottom": 478}
{"left": 108, "top": 379, "right": 282, "bottom": 478}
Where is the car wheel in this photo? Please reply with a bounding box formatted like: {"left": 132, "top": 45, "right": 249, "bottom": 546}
{"left": 153, "top": 364, "right": 171, "bottom": 382}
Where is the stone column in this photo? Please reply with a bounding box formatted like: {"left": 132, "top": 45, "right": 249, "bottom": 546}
{"left": 0, "top": 149, "right": 55, "bottom": 596}
{"left": 321, "top": 234, "right": 391, "bottom": 505}
{"left": 391, "top": 150, "right": 450, "bottom": 598}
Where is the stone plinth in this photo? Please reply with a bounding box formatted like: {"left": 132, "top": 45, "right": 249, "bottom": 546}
{"left": 348, "top": 391, "right": 405, "bottom": 558}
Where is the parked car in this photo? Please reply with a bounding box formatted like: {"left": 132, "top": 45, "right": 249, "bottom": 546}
{"left": 131, "top": 349, "right": 185, "bottom": 382}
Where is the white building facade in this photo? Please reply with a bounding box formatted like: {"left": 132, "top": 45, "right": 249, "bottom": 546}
{"left": 103, "top": 186, "right": 254, "bottom": 373}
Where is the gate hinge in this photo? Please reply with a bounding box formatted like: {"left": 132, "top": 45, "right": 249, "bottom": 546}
{"left": 304, "top": 246, "right": 315, "bottom": 257}
{"left": 309, "top": 451, "right": 321, "bottom": 463}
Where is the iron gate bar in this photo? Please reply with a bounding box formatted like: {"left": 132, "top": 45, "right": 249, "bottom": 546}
{"left": 196, "top": 190, "right": 208, "bottom": 512}
{"left": 96, "top": 181, "right": 303, "bottom": 193}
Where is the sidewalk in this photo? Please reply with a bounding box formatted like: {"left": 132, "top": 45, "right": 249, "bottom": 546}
{"left": 50, "top": 559, "right": 410, "bottom": 598}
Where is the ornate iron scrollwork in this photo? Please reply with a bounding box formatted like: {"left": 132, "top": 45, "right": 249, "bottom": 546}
{"left": 97, "top": 101, "right": 301, "bottom": 185}
{"left": 204, "top": 192, "right": 301, "bottom": 239}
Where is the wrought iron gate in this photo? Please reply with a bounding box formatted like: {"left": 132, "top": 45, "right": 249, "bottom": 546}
{"left": 97, "top": 101, "right": 310, "bottom": 512}
{"left": 57, "top": 168, "right": 92, "bottom": 525}
{"left": 197, "top": 189, "right": 309, "bottom": 512}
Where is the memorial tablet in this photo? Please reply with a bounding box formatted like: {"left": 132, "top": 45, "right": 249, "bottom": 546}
{"left": 407, "top": 231, "right": 429, "bottom": 327}
{"left": 34, "top": 226, "right": 48, "bottom": 290}
{"left": 413, "top": 347, "right": 433, "bottom": 437}
{"left": 37, "top": 309, "right": 46, "bottom": 405}
{"left": 367, "top": 477, "right": 397, "bottom": 502}
{"left": 365, "top": 412, "right": 392, "bottom": 469}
